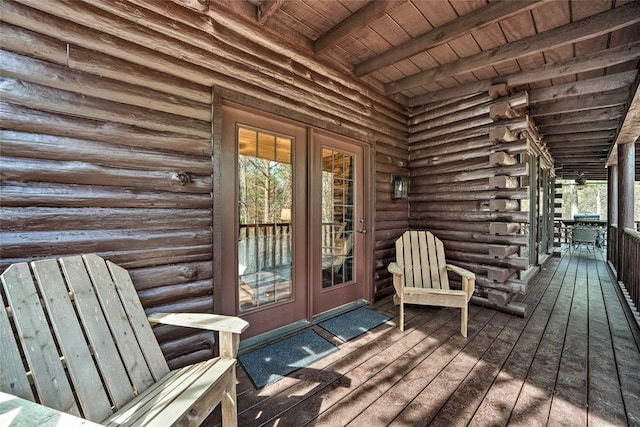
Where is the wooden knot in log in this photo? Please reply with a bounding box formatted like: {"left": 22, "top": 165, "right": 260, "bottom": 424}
{"left": 173, "top": 171, "right": 192, "bottom": 185}
{"left": 178, "top": 265, "right": 198, "bottom": 280}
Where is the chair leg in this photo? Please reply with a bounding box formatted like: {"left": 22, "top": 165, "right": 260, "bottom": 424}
{"left": 221, "top": 368, "right": 238, "bottom": 427}
{"left": 461, "top": 304, "right": 468, "bottom": 337}
{"left": 400, "top": 299, "right": 405, "bottom": 332}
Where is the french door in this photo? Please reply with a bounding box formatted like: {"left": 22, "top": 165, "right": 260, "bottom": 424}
{"left": 310, "top": 131, "right": 366, "bottom": 316}
{"left": 221, "top": 105, "right": 368, "bottom": 339}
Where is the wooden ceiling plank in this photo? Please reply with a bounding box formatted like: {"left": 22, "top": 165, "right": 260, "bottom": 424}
{"left": 355, "top": 0, "right": 540, "bottom": 77}
{"left": 387, "top": 2, "right": 640, "bottom": 94}
{"left": 530, "top": 91, "right": 629, "bottom": 116}
{"left": 314, "top": 0, "right": 396, "bottom": 54}
{"left": 551, "top": 148, "right": 611, "bottom": 157}
{"left": 528, "top": 70, "right": 637, "bottom": 104}
{"left": 547, "top": 140, "right": 613, "bottom": 149}
{"left": 544, "top": 131, "right": 616, "bottom": 143}
{"left": 540, "top": 120, "right": 621, "bottom": 134}
{"left": 409, "top": 40, "right": 640, "bottom": 107}
{"left": 536, "top": 106, "right": 626, "bottom": 127}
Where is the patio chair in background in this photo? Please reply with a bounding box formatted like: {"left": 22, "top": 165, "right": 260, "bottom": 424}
{"left": 572, "top": 226, "right": 599, "bottom": 251}
{"left": 388, "top": 230, "right": 475, "bottom": 337}
{"left": 0, "top": 254, "right": 248, "bottom": 426}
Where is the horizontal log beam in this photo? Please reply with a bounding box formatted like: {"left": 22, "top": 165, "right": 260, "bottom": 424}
{"left": 0, "top": 207, "right": 211, "bottom": 231}
{"left": 446, "top": 250, "right": 529, "bottom": 270}
{"left": 429, "top": 229, "right": 527, "bottom": 246}
{"left": 490, "top": 222, "right": 521, "bottom": 235}
{"left": 0, "top": 130, "right": 212, "bottom": 174}
{"left": 0, "top": 157, "right": 212, "bottom": 193}
{"left": 355, "top": 0, "right": 540, "bottom": 77}
{"left": 1, "top": 182, "right": 212, "bottom": 209}
{"left": 409, "top": 41, "right": 640, "bottom": 107}
{"left": 530, "top": 91, "right": 629, "bottom": 117}
{"left": 410, "top": 210, "right": 529, "bottom": 223}
{"left": 386, "top": 2, "right": 640, "bottom": 94}
{"left": 410, "top": 188, "right": 529, "bottom": 202}
{"left": 489, "top": 245, "right": 519, "bottom": 259}
{"left": 411, "top": 163, "right": 528, "bottom": 185}
{"left": 544, "top": 131, "right": 615, "bottom": 143}
{"left": 489, "top": 176, "right": 520, "bottom": 189}
{"left": 489, "top": 152, "right": 517, "bottom": 166}
{"left": 540, "top": 120, "right": 620, "bottom": 134}
{"left": 314, "top": 0, "right": 396, "bottom": 53}
{"left": 0, "top": 102, "right": 212, "bottom": 156}
{"left": 529, "top": 70, "right": 637, "bottom": 104}
{"left": 489, "top": 199, "right": 520, "bottom": 211}
{"left": 536, "top": 106, "right": 625, "bottom": 127}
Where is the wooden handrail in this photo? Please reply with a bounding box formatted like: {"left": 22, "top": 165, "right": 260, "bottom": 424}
{"left": 618, "top": 228, "right": 639, "bottom": 320}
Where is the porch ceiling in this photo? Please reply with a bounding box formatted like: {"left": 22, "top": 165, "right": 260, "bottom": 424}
{"left": 218, "top": 0, "right": 640, "bottom": 181}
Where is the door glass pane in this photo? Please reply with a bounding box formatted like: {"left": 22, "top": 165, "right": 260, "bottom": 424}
{"left": 238, "top": 127, "right": 293, "bottom": 312}
{"left": 321, "top": 148, "right": 354, "bottom": 288}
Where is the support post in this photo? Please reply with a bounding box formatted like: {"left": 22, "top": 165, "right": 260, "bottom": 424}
{"left": 607, "top": 165, "right": 618, "bottom": 264}
{"left": 617, "top": 142, "right": 635, "bottom": 275}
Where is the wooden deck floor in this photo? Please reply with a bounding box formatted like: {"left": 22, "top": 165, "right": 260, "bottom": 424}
{"left": 205, "top": 248, "right": 640, "bottom": 426}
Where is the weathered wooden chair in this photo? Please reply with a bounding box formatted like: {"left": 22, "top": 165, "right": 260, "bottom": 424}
{"left": 0, "top": 254, "right": 248, "bottom": 426}
{"left": 388, "top": 230, "right": 476, "bottom": 337}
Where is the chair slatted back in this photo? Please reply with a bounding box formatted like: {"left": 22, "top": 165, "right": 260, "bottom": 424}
{"left": 0, "top": 254, "right": 171, "bottom": 423}
{"left": 573, "top": 227, "right": 598, "bottom": 244}
{"left": 395, "top": 230, "right": 449, "bottom": 290}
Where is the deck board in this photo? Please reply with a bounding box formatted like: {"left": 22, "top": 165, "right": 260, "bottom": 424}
{"left": 204, "top": 248, "right": 640, "bottom": 426}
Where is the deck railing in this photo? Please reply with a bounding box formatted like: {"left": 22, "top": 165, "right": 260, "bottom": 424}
{"left": 608, "top": 224, "right": 618, "bottom": 268}
{"left": 619, "top": 228, "right": 640, "bottom": 312}
{"left": 238, "top": 222, "right": 340, "bottom": 273}
{"left": 239, "top": 223, "right": 292, "bottom": 273}
{"left": 554, "top": 220, "right": 571, "bottom": 246}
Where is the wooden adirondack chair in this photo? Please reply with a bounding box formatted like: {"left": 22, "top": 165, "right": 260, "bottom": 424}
{"left": 388, "top": 231, "right": 476, "bottom": 337}
{"left": 0, "top": 254, "right": 248, "bottom": 426}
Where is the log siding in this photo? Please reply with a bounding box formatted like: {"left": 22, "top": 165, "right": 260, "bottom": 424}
{"left": 0, "top": 0, "right": 407, "bottom": 364}
{"left": 407, "top": 91, "right": 544, "bottom": 311}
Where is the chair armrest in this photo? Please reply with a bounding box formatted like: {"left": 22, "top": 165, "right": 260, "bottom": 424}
{"left": 0, "top": 391, "right": 103, "bottom": 426}
{"left": 148, "top": 312, "right": 249, "bottom": 335}
{"left": 445, "top": 264, "right": 475, "bottom": 279}
{"left": 387, "top": 262, "right": 404, "bottom": 277}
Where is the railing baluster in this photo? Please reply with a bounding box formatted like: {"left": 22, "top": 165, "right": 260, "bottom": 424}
{"left": 617, "top": 228, "right": 640, "bottom": 316}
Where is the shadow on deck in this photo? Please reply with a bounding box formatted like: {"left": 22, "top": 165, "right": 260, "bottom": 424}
{"left": 206, "top": 248, "right": 640, "bottom": 426}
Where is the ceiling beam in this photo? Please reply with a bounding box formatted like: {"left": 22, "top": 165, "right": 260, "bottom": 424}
{"left": 544, "top": 131, "right": 615, "bottom": 143}
{"left": 551, "top": 147, "right": 610, "bottom": 155}
{"left": 257, "top": 0, "right": 283, "bottom": 25}
{"left": 558, "top": 164, "right": 609, "bottom": 168}
{"left": 613, "top": 76, "right": 640, "bottom": 146}
{"left": 607, "top": 78, "right": 640, "bottom": 166}
{"left": 314, "top": 0, "right": 396, "bottom": 54}
{"left": 528, "top": 70, "right": 637, "bottom": 104}
{"left": 536, "top": 106, "right": 626, "bottom": 127}
{"left": 530, "top": 91, "right": 629, "bottom": 117}
{"left": 540, "top": 121, "right": 620, "bottom": 134}
{"left": 408, "top": 41, "right": 640, "bottom": 107}
{"left": 547, "top": 139, "right": 613, "bottom": 148}
{"left": 354, "top": 0, "right": 540, "bottom": 77}
{"left": 386, "top": 2, "right": 640, "bottom": 95}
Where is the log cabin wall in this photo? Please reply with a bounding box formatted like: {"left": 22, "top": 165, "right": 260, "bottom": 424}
{"left": 373, "top": 139, "right": 409, "bottom": 298}
{"left": 407, "top": 89, "right": 542, "bottom": 314}
{"left": 0, "top": 0, "right": 407, "bottom": 365}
